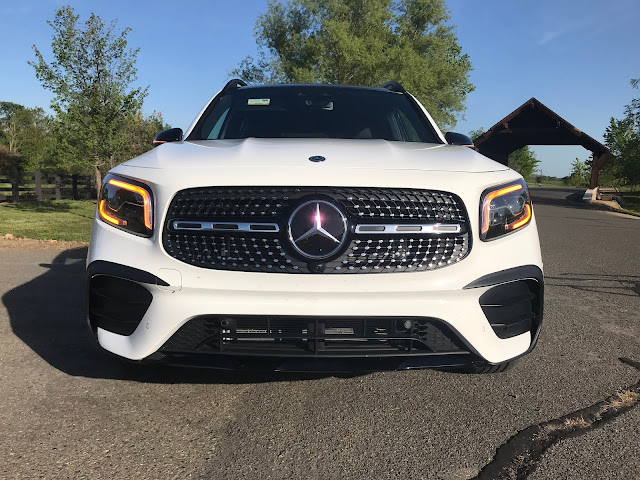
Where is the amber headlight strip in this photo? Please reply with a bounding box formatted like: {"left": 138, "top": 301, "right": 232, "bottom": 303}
{"left": 98, "top": 174, "right": 154, "bottom": 237}
{"left": 479, "top": 179, "right": 532, "bottom": 241}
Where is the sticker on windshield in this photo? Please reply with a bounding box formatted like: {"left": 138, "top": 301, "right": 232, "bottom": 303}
{"left": 247, "top": 98, "right": 270, "bottom": 106}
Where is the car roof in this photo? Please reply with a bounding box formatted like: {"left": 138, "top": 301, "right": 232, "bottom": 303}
{"left": 234, "top": 84, "right": 402, "bottom": 94}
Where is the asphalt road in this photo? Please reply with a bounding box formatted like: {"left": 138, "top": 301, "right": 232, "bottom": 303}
{"left": 1, "top": 187, "right": 638, "bottom": 479}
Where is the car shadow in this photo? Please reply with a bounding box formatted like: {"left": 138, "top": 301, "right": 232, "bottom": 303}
{"left": 3, "top": 247, "right": 349, "bottom": 384}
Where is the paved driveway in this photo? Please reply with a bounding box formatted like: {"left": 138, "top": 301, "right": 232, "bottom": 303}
{"left": 0, "top": 187, "right": 638, "bottom": 479}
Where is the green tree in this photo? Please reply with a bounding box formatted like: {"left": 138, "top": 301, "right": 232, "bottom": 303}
{"left": 0, "top": 102, "right": 52, "bottom": 172}
{"left": 603, "top": 80, "right": 640, "bottom": 186}
{"left": 468, "top": 127, "right": 485, "bottom": 142}
{"left": 118, "top": 112, "right": 171, "bottom": 165}
{"left": 567, "top": 157, "right": 591, "bottom": 187}
{"left": 29, "top": 6, "right": 148, "bottom": 193}
{"left": 234, "top": 0, "right": 474, "bottom": 129}
{"left": 508, "top": 146, "right": 539, "bottom": 180}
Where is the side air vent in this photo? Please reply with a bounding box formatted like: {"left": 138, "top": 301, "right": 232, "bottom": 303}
{"left": 479, "top": 280, "right": 542, "bottom": 339}
{"left": 88, "top": 275, "right": 152, "bottom": 335}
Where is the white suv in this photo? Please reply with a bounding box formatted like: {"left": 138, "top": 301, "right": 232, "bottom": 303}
{"left": 87, "top": 80, "right": 543, "bottom": 373}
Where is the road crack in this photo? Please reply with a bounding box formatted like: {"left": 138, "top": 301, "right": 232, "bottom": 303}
{"left": 471, "top": 357, "right": 640, "bottom": 480}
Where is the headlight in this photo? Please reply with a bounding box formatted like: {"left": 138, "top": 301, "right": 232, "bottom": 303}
{"left": 480, "top": 179, "right": 532, "bottom": 241}
{"left": 98, "top": 174, "right": 153, "bottom": 237}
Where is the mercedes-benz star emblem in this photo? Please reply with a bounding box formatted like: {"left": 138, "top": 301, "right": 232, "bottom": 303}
{"left": 288, "top": 200, "right": 347, "bottom": 260}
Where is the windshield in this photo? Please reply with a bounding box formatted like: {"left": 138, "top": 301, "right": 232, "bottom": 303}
{"left": 189, "top": 86, "right": 440, "bottom": 143}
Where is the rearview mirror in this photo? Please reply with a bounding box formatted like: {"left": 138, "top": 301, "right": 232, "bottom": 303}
{"left": 445, "top": 132, "right": 474, "bottom": 147}
{"left": 153, "top": 128, "right": 183, "bottom": 146}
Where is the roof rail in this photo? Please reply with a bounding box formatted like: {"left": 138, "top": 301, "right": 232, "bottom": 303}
{"left": 222, "top": 78, "right": 247, "bottom": 92}
{"left": 380, "top": 81, "right": 406, "bottom": 93}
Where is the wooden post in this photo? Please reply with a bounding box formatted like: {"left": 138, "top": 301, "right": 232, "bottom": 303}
{"left": 34, "top": 171, "right": 43, "bottom": 201}
{"left": 589, "top": 153, "right": 613, "bottom": 189}
{"left": 54, "top": 175, "right": 62, "bottom": 200}
{"left": 72, "top": 174, "right": 79, "bottom": 200}
{"left": 88, "top": 174, "right": 95, "bottom": 200}
{"left": 10, "top": 169, "right": 19, "bottom": 203}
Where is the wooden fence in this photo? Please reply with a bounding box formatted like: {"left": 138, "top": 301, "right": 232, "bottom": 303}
{"left": 0, "top": 171, "right": 96, "bottom": 202}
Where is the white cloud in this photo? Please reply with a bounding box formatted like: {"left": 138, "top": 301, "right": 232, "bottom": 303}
{"left": 538, "top": 31, "right": 562, "bottom": 46}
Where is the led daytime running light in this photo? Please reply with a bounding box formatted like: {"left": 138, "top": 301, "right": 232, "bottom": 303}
{"left": 99, "top": 199, "right": 127, "bottom": 226}
{"left": 107, "top": 178, "right": 153, "bottom": 229}
{"left": 505, "top": 203, "right": 532, "bottom": 230}
{"left": 481, "top": 183, "right": 523, "bottom": 234}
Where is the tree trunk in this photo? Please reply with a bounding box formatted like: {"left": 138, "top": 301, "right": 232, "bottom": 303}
{"left": 94, "top": 165, "right": 102, "bottom": 201}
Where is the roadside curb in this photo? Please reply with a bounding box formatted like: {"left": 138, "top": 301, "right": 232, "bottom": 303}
{"left": 565, "top": 193, "right": 640, "bottom": 219}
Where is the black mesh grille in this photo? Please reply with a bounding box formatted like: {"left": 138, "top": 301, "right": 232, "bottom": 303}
{"left": 165, "top": 187, "right": 466, "bottom": 222}
{"left": 162, "top": 186, "right": 471, "bottom": 274}
{"left": 160, "top": 316, "right": 469, "bottom": 357}
{"left": 163, "top": 233, "right": 469, "bottom": 273}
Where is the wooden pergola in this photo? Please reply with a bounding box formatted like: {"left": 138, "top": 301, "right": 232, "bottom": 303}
{"left": 473, "top": 97, "right": 613, "bottom": 188}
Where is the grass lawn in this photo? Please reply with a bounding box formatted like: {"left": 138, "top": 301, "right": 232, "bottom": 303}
{"left": 527, "top": 179, "right": 568, "bottom": 188}
{"left": 0, "top": 200, "right": 96, "bottom": 242}
{"left": 620, "top": 191, "right": 640, "bottom": 216}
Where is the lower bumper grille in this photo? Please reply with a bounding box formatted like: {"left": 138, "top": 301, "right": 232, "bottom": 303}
{"left": 160, "top": 316, "right": 469, "bottom": 357}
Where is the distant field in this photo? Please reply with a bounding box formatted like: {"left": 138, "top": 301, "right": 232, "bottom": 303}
{"left": 0, "top": 200, "right": 95, "bottom": 242}
{"left": 620, "top": 191, "right": 640, "bottom": 215}
{"left": 527, "top": 180, "right": 568, "bottom": 188}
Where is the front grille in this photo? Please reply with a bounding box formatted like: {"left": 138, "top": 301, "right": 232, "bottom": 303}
{"left": 164, "top": 233, "right": 469, "bottom": 273}
{"left": 160, "top": 316, "right": 469, "bottom": 357}
{"left": 165, "top": 187, "right": 467, "bottom": 222}
{"left": 163, "top": 187, "right": 471, "bottom": 274}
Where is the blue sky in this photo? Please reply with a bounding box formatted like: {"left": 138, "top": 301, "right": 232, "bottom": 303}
{"left": 1, "top": 0, "right": 638, "bottom": 177}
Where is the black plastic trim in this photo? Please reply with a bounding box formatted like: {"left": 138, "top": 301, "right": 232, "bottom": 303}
{"left": 144, "top": 352, "right": 480, "bottom": 372}
{"left": 86, "top": 260, "right": 169, "bottom": 286}
{"left": 222, "top": 78, "right": 247, "bottom": 92}
{"left": 380, "top": 81, "right": 407, "bottom": 93}
{"left": 160, "top": 315, "right": 469, "bottom": 357}
{"left": 85, "top": 261, "right": 163, "bottom": 340}
{"left": 464, "top": 265, "right": 544, "bottom": 365}
{"left": 88, "top": 275, "right": 152, "bottom": 335}
{"left": 463, "top": 265, "right": 543, "bottom": 289}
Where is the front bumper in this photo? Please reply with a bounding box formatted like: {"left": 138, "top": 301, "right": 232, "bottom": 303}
{"left": 86, "top": 211, "right": 544, "bottom": 369}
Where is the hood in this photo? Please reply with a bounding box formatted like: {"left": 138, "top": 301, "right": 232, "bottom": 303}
{"left": 123, "top": 138, "right": 508, "bottom": 173}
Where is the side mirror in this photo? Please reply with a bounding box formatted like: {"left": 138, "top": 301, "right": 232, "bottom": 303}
{"left": 153, "top": 128, "right": 183, "bottom": 146}
{"left": 445, "top": 132, "right": 474, "bottom": 148}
